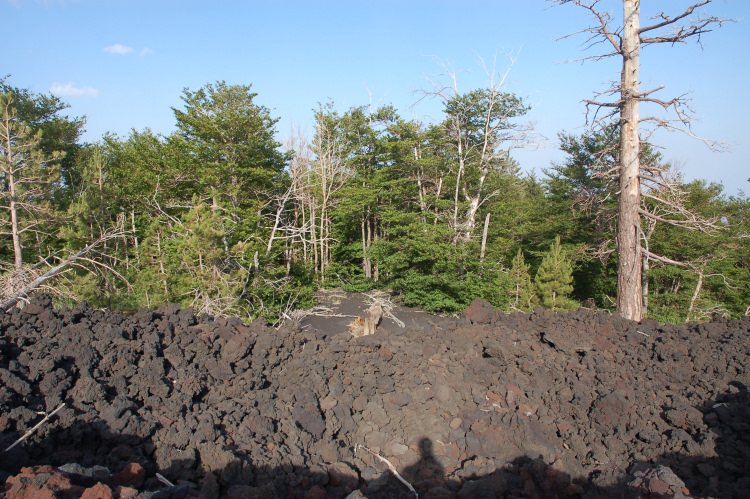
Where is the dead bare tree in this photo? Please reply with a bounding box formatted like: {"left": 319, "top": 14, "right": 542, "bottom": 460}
{"left": 416, "top": 53, "right": 539, "bottom": 241}
{"left": 264, "top": 126, "right": 314, "bottom": 277}
{"left": 308, "top": 108, "right": 353, "bottom": 277}
{"left": 549, "top": 0, "right": 731, "bottom": 320}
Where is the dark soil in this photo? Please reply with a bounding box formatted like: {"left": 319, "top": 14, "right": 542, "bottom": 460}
{"left": 0, "top": 293, "right": 749, "bottom": 498}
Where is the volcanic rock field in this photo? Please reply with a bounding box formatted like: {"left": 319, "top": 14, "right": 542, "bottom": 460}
{"left": 0, "top": 292, "right": 748, "bottom": 498}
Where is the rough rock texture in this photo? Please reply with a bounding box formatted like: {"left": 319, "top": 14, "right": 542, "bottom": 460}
{"left": 0, "top": 294, "right": 749, "bottom": 498}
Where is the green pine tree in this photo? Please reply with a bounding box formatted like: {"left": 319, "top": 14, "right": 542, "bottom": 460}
{"left": 535, "top": 236, "right": 577, "bottom": 311}
{"left": 510, "top": 249, "right": 536, "bottom": 311}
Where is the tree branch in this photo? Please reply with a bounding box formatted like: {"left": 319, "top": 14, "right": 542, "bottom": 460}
{"left": 638, "top": 1, "right": 711, "bottom": 34}
{"left": 0, "top": 230, "right": 126, "bottom": 311}
{"left": 642, "top": 249, "right": 691, "bottom": 268}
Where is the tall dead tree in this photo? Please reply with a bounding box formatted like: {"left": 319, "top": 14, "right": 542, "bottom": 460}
{"left": 308, "top": 107, "right": 352, "bottom": 278}
{"left": 417, "top": 54, "right": 538, "bottom": 242}
{"left": 549, "top": 0, "right": 729, "bottom": 320}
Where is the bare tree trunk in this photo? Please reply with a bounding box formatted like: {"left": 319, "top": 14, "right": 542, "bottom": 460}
{"left": 616, "top": 0, "right": 643, "bottom": 321}
{"left": 320, "top": 210, "right": 327, "bottom": 276}
{"left": 434, "top": 177, "right": 443, "bottom": 224}
{"left": 642, "top": 251, "right": 649, "bottom": 312}
{"left": 156, "top": 231, "right": 168, "bottom": 295}
{"left": 96, "top": 150, "right": 107, "bottom": 253}
{"left": 373, "top": 216, "right": 379, "bottom": 282}
{"left": 453, "top": 143, "right": 464, "bottom": 239}
{"left": 310, "top": 202, "right": 319, "bottom": 277}
{"left": 131, "top": 210, "right": 140, "bottom": 264}
{"left": 465, "top": 168, "right": 490, "bottom": 240}
{"left": 362, "top": 217, "right": 371, "bottom": 279}
{"left": 2, "top": 101, "right": 23, "bottom": 273}
{"left": 300, "top": 195, "right": 308, "bottom": 262}
{"left": 687, "top": 269, "right": 704, "bottom": 322}
{"left": 35, "top": 232, "right": 42, "bottom": 260}
{"left": 480, "top": 213, "right": 490, "bottom": 263}
{"left": 9, "top": 168, "right": 22, "bottom": 271}
{"left": 265, "top": 184, "right": 294, "bottom": 261}
{"left": 415, "top": 147, "right": 428, "bottom": 223}
{"left": 320, "top": 146, "right": 329, "bottom": 277}
{"left": 285, "top": 245, "right": 291, "bottom": 278}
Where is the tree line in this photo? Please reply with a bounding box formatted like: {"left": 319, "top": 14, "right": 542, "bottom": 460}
{"left": 1, "top": 1, "right": 746, "bottom": 323}
{"left": 1, "top": 75, "right": 747, "bottom": 323}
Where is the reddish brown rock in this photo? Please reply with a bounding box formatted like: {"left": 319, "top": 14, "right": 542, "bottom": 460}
{"left": 304, "top": 485, "right": 326, "bottom": 499}
{"left": 80, "top": 483, "right": 114, "bottom": 499}
{"left": 5, "top": 481, "right": 57, "bottom": 499}
{"left": 114, "top": 486, "right": 139, "bottom": 499}
{"left": 113, "top": 462, "right": 145, "bottom": 488}
{"left": 4, "top": 466, "right": 84, "bottom": 499}
{"left": 648, "top": 477, "right": 671, "bottom": 496}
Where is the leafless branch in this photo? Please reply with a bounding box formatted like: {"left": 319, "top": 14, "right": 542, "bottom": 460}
{"left": 356, "top": 444, "right": 418, "bottom": 498}
{"left": 548, "top": 0, "right": 623, "bottom": 55}
{"left": 5, "top": 403, "right": 66, "bottom": 452}
{"left": 642, "top": 249, "right": 691, "bottom": 268}
{"left": 641, "top": 17, "right": 730, "bottom": 46}
{"left": 0, "top": 227, "right": 128, "bottom": 311}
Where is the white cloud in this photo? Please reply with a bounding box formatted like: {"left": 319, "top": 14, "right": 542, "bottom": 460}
{"left": 139, "top": 47, "right": 155, "bottom": 57}
{"left": 103, "top": 43, "right": 133, "bottom": 55}
{"left": 49, "top": 82, "right": 99, "bottom": 98}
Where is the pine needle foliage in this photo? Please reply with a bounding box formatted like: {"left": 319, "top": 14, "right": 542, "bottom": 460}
{"left": 534, "top": 236, "right": 577, "bottom": 311}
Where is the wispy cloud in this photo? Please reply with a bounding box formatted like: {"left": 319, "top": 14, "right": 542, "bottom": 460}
{"left": 49, "top": 82, "right": 99, "bottom": 98}
{"left": 103, "top": 43, "right": 133, "bottom": 55}
{"left": 139, "top": 47, "right": 155, "bottom": 57}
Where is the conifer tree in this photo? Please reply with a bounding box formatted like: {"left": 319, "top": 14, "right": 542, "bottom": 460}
{"left": 510, "top": 249, "right": 536, "bottom": 311}
{"left": 535, "top": 236, "right": 576, "bottom": 311}
{"left": 1, "top": 88, "right": 72, "bottom": 273}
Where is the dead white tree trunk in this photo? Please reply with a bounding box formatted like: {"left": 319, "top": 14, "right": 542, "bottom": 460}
{"left": 687, "top": 268, "right": 704, "bottom": 322}
{"left": 416, "top": 55, "right": 538, "bottom": 242}
{"left": 617, "top": 0, "right": 643, "bottom": 321}
{"left": 265, "top": 184, "right": 294, "bottom": 261}
{"left": 480, "top": 212, "right": 490, "bottom": 263}
{"left": 550, "top": 0, "right": 730, "bottom": 320}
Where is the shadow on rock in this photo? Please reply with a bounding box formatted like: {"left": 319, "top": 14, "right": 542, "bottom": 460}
{"left": 3, "top": 295, "right": 750, "bottom": 498}
{"left": 632, "top": 381, "right": 750, "bottom": 499}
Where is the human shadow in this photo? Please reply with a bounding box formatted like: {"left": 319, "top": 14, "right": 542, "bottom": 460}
{"left": 2, "top": 403, "right": 749, "bottom": 499}
{"left": 3, "top": 295, "right": 750, "bottom": 498}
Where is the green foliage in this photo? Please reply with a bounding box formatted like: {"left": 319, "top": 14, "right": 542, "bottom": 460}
{"left": 509, "top": 249, "right": 536, "bottom": 311}
{"left": 534, "top": 236, "right": 577, "bottom": 311}
{"left": 645, "top": 181, "right": 750, "bottom": 322}
{"left": 3, "top": 78, "right": 747, "bottom": 323}
{"left": 0, "top": 81, "right": 83, "bottom": 271}
{"left": 396, "top": 270, "right": 482, "bottom": 315}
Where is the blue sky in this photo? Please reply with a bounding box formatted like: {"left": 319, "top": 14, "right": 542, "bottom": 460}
{"left": 4, "top": 0, "right": 749, "bottom": 193}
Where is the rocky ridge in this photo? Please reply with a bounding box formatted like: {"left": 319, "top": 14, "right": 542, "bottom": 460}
{"left": 0, "top": 294, "right": 748, "bottom": 498}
